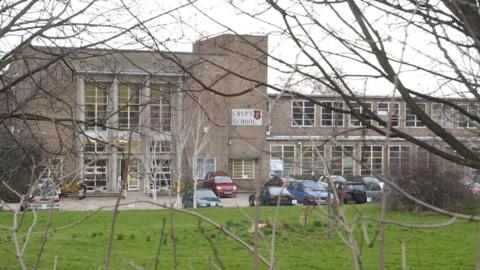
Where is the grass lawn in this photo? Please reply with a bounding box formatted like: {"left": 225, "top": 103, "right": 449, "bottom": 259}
{"left": 0, "top": 204, "right": 479, "bottom": 269}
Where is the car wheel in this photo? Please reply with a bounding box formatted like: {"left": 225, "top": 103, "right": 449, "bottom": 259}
{"left": 249, "top": 198, "right": 255, "bottom": 207}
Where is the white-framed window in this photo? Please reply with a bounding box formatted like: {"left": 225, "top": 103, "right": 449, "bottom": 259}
{"left": 321, "top": 101, "right": 344, "bottom": 126}
{"left": 84, "top": 158, "right": 108, "bottom": 191}
{"left": 150, "top": 84, "right": 171, "bottom": 132}
{"left": 301, "top": 145, "right": 325, "bottom": 176}
{"left": 431, "top": 103, "right": 453, "bottom": 128}
{"left": 84, "top": 140, "right": 106, "bottom": 153}
{"left": 151, "top": 159, "right": 172, "bottom": 190}
{"left": 85, "top": 82, "right": 108, "bottom": 131}
{"left": 388, "top": 146, "right": 411, "bottom": 176}
{"left": 196, "top": 158, "right": 215, "bottom": 179}
{"left": 443, "top": 146, "right": 458, "bottom": 173}
{"left": 150, "top": 140, "right": 171, "bottom": 154}
{"left": 292, "top": 100, "right": 315, "bottom": 126}
{"left": 416, "top": 145, "right": 440, "bottom": 169}
{"left": 349, "top": 102, "right": 372, "bottom": 127}
{"left": 361, "top": 145, "right": 383, "bottom": 175}
{"left": 119, "top": 83, "right": 140, "bottom": 129}
{"left": 270, "top": 145, "right": 295, "bottom": 175}
{"left": 331, "top": 145, "right": 355, "bottom": 176}
{"left": 458, "top": 104, "right": 479, "bottom": 128}
{"left": 232, "top": 160, "right": 255, "bottom": 179}
{"left": 377, "top": 102, "right": 400, "bottom": 127}
{"left": 405, "top": 103, "right": 426, "bottom": 127}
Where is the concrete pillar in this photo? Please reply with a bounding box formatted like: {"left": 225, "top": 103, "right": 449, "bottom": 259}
{"left": 76, "top": 77, "right": 85, "bottom": 182}
{"left": 108, "top": 79, "right": 119, "bottom": 192}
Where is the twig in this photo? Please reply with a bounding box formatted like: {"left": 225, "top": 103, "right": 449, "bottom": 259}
{"left": 154, "top": 218, "right": 166, "bottom": 270}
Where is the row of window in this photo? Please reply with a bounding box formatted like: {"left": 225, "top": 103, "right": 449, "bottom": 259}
{"left": 85, "top": 83, "right": 171, "bottom": 132}
{"left": 85, "top": 139, "right": 172, "bottom": 154}
{"left": 83, "top": 157, "right": 172, "bottom": 192}
{"left": 270, "top": 144, "right": 460, "bottom": 177}
{"left": 291, "top": 100, "right": 478, "bottom": 128}
{"left": 195, "top": 159, "right": 255, "bottom": 180}
{"left": 83, "top": 155, "right": 255, "bottom": 192}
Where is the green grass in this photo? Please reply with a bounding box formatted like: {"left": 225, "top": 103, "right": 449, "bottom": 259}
{"left": 0, "top": 204, "right": 479, "bottom": 269}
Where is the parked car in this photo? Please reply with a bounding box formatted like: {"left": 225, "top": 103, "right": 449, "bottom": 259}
{"left": 318, "top": 175, "right": 347, "bottom": 188}
{"left": 349, "top": 176, "right": 384, "bottom": 202}
{"left": 458, "top": 174, "right": 480, "bottom": 194}
{"left": 203, "top": 171, "right": 237, "bottom": 198}
{"left": 182, "top": 188, "right": 223, "bottom": 208}
{"left": 471, "top": 182, "right": 480, "bottom": 193}
{"left": 287, "top": 180, "right": 330, "bottom": 205}
{"left": 264, "top": 175, "right": 296, "bottom": 187}
{"left": 334, "top": 181, "right": 367, "bottom": 204}
{"left": 23, "top": 185, "right": 60, "bottom": 211}
{"left": 249, "top": 186, "right": 297, "bottom": 206}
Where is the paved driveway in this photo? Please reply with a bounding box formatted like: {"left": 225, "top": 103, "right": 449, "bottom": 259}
{"left": 57, "top": 192, "right": 251, "bottom": 211}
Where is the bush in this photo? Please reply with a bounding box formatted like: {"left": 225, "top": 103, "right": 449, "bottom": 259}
{"left": 0, "top": 130, "right": 43, "bottom": 202}
{"left": 388, "top": 158, "right": 477, "bottom": 214}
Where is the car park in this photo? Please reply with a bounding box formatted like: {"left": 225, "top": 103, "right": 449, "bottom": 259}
{"left": 203, "top": 171, "right": 237, "bottom": 198}
{"left": 334, "top": 181, "right": 367, "bottom": 204}
{"left": 249, "top": 186, "right": 297, "bottom": 206}
{"left": 23, "top": 185, "right": 60, "bottom": 211}
{"left": 182, "top": 188, "right": 223, "bottom": 208}
{"left": 287, "top": 180, "right": 330, "bottom": 205}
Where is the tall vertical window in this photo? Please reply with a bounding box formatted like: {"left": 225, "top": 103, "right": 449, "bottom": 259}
{"left": 405, "top": 103, "right": 426, "bottom": 127}
{"left": 431, "top": 103, "right": 453, "bottom": 128}
{"left": 150, "top": 85, "right": 171, "bottom": 132}
{"left": 85, "top": 83, "right": 108, "bottom": 130}
{"left": 458, "top": 104, "right": 479, "bottom": 128}
{"left": 270, "top": 145, "right": 295, "bottom": 175}
{"left": 301, "top": 145, "right": 325, "bottom": 175}
{"left": 84, "top": 139, "right": 108, "bottom": 191}
{"left": 389, "top": 146, "right": 411, "bottom": 176}
{"left": 331, "top": 146, "right": 354, "bottom": 176}
{"left": 119, "top": 83, "right": 140, "bottom": 129}
{"left": 416, "top": 145, "right": 440, "bottom": 168}
{"left": 150, "top": 140, "right": 171, "bottom": 154}
{"left": 443, "top": 146, "right": 458, "bottom": 173}
{"left": 321, "top": 102, "right": 344, "bottom": 126}
{"left": 233, "top": 160, "right": 255, "bottom": 179}
{"left": 361, "top": 146, "right": 383, "bottom": 175}
{"left": 149, "top": 159, "right": 172, "bottom": 190}
{"left": 292, "top": 100, "right": 315, "bottom": 126}
{"left": 377, "top": 102, "right": 400, "bottom": 127}
{"left": 196, "top": 158, "right": 215, "bottom": 179}
{"left": 84, "top": 159, "right": 108, "bottom": 191}
{"left": 349, "top": 102, "right": 372, "bottom": 127}
{"left": 84, "top": 140, "right": 106, "bottom": 153}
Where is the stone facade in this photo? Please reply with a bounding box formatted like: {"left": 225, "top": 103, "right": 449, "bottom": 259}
{"left": 6, "top": 34, "right": 478, "bottom": 193}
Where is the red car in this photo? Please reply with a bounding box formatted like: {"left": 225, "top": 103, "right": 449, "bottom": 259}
{"left": 203, "top": 172, "right": 237, "bottom": 198}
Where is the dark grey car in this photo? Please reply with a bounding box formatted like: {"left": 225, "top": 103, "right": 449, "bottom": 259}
{"left": 182, "top": 188, "right": 223, "bottom": 208}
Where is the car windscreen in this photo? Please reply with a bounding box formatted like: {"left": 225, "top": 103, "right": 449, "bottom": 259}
{"left": 268, "top": 187, "right": 291, "bottom": 196}
{"left": 347, "top": 184, "right": 365, "bottom": 191}
{"left": 196, "top": 189, "right": 217, "bottom": 198}
{"left": 214, "top": 176, "right": 233, "bottom": 183}
{"left": 361, "top": 177, "right": 380, "bottom": 184}
{"left": 302, "top": 181, "right": 326, "bottom": 191}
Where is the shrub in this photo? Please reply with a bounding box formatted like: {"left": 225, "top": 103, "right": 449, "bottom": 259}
{"left": 388, "top": 157, "right": 477, "bottom": 214}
